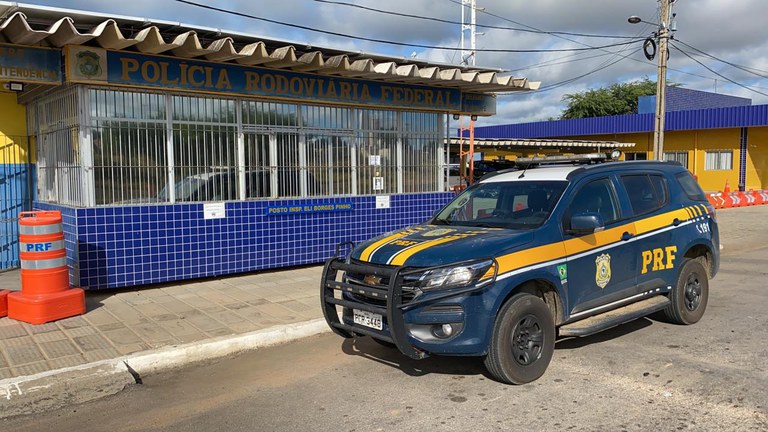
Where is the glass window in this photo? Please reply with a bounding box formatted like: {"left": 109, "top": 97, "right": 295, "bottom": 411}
{"left": 434, "top": 181, "right": 567, "bottom": 229}
{"left": 664, "top": 151, "right": 688, "bottom": 168}
{"left": 675, "top": 171, "right": 708, "bottom": 201}
{"left": 34, "top": 86, "right": 446, "bottom": 206}
{"left": 625, "top": 152, "right": 647, "bottom": 161}
{"left": 171, "top": 95, "right": 237, "bottom": 202}
{"left": 621, "top": 174, "right": 668, "bottom": 216}
{"left": 88, "top": 90, "right": 169, "bottom": 205}
{"left": 705, "top": 151, "right": 733, "bottom": 170}
{"left": 568, "top": 178, "right": 620, "bottom": 225}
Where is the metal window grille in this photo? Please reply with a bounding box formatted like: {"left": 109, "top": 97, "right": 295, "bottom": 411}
{"left": 30, "top": 86, "right": 446, "bottom": 206}
{"left": 704, "top": 150, "right": 733, "bottom": 171}
{"left": 30, "top": 87, "right": 83, "bottom": 206}
{"left": 171, "top": 95, "right": 238, "bottom": 202}
{"left": 91, "top": 89, "right": 168, "bottom": 205}
{"left": 401, "top": 111, "right": 441, "bottom": 193}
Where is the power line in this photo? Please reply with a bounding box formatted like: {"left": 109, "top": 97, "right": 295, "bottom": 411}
{"left": 670, "top": 42, "right": 768, "bottom": 98}
{"left": 313, "top": 0, "right": 639, "bottom": 39}
{"left": 174, "top": 0, "right": 645, "bottom": 54}
{"left": 527, "top": 48, "right": 643, "bottom": 93}
{"left": 673, "top": 39, "right": 768, "bottom": 78}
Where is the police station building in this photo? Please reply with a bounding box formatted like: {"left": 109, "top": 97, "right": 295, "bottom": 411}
{"left": 0, "top": 3, "right": 537, "bottom": 289}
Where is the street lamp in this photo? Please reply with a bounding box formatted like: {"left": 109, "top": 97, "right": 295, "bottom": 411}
{"left": 629, "top": 1, "right": 675, "bottom": 161}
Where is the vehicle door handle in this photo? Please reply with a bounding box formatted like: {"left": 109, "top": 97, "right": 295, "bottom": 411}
{"left": 621, "top": 232, "right": 634, "bottom": 241}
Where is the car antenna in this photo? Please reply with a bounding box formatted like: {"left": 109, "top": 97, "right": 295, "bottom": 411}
{"left": 518, "top": 165, "right": 529, "bottom": 179}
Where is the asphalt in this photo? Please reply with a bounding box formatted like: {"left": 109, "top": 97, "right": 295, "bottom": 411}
{"left": 1, "top": 204, "right": 767, "bottom": 418}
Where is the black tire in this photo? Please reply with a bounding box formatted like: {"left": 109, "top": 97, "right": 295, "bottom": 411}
{"left": 665, "top": 259, "right": 709, "bottom": 325}
{"left": 484, "top": 293, "right": 555, "bottom": 384}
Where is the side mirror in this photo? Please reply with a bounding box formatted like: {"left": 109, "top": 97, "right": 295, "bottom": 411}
{"left": 568, "top": 213, "right": 605, "bottom": 235}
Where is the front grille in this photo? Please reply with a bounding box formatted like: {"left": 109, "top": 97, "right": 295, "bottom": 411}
{"left": 344, "top": 260, "right": 417, "bottom": 305}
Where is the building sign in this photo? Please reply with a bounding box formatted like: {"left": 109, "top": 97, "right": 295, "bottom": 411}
{"left": 266, "top": 202, "right": 354, "bottom": 216}
{"left": 65, "top": 47, "right": 466, "bottom": 112}
{"left": 0, "top": 43, "right": 61, "bottom": 84}
{"left": 461, "top": 93, "right": 496, "bottom": 116}
{"left": 203, "top": 202, "right": 226, "bottom": 220}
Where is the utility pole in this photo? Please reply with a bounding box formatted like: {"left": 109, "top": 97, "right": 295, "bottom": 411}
{"left": 653, "top": 0, "right": 672, "bottom": 161}
{"left": 460, "top": 0, "right": 477, "bottom": 66}
{"left": 459, "top": 0, "right": 479, "bottom": 184}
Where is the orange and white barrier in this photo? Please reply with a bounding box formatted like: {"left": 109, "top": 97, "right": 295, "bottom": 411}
{"left": 709, "top": 189, "right": 768, "bottom": 210}
{"left": 7, "top": 211, "right": 85, "bottom": 325}
{"left": 0, "top": 290, "right": 8, "bottom": 317}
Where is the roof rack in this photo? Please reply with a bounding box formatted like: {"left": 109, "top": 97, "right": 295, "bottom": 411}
{"left": 514, "top": 151, "right": 621, "bottom": 168}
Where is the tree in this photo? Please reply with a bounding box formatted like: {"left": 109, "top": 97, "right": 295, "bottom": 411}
{"left": 560, "top": 78, "right": 658, "bottom": 119}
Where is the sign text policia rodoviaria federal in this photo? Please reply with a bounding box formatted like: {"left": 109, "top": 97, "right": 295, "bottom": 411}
{"left": 64, "top": 47, "right": 495, "bottom": 115}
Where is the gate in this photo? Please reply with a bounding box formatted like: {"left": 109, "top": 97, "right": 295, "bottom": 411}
{"left": 1, "top": 135, "right": 33, "bottom": 271}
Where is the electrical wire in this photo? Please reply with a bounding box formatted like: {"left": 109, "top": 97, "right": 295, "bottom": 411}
{"left": 174, "top": 0, "right": 645, "bottom": 54}
{"left": 673, "top": 39, "right": 768, "bottom": 78}
{"left": 670, "top": 42, "right": 768, "bottom": 98}
{"left": 312, "top": 0, "right": 639, "bottom": 39}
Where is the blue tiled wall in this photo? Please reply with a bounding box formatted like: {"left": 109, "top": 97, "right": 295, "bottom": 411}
{"left": 37, "top": 192, "right": 454, "bottom": 290}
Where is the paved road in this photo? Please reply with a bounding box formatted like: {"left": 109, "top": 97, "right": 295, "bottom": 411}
{"left": 2, "top": 206, "right": 767, "bottom": 431}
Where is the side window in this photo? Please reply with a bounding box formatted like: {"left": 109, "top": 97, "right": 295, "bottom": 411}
{"left": 675, "top": 171, "right": 707, "bottom": 201}
{"left": 621, "top": 174, "right": 667, "bottom": 215}
{"left": 569, "top": 178, "right": 619, "bottom": 225}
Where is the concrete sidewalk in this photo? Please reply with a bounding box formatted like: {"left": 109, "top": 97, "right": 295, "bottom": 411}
{"left": 1, "top": 204, "right": 767, "bottom": 417}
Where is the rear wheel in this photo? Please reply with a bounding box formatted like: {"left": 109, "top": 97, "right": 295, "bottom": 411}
{"left": 484, "top": 293, "right": 555, "bottom": 384}
{"left": 665, "top": 259, "right": 709, "bottom": 325}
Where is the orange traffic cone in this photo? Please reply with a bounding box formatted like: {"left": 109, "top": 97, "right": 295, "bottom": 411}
{"left": 7, "top": 211, "right": 85, "bottom": 324}
{"left": 0, "top": 290, "right": 8, "bottom": 317}
{"left": 723, "top": 179, "right": 731, "bottom": 193}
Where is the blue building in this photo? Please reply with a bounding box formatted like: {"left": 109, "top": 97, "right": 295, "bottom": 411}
{"left": 470, "top": 89, "right": 768, "bottom": 193}
{"left": 0, "top": 3, "right": 538, "bottom": 288}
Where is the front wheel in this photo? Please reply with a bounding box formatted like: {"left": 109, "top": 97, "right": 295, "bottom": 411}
{"left": 665, "top": 259, "right": 709, "bottom": 325}
{"left": 484, "top": 293, "right": 555, "bottom": 384}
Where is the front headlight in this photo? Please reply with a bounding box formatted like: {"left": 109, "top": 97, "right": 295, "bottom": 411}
{"left": 404, "top": 259, "right": 497, "bottom": 291}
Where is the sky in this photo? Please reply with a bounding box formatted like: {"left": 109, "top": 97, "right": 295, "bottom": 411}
{"left": 23, "top": 0, "right": 768, "bottom": 128}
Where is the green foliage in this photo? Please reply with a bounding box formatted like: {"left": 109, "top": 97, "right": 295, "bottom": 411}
{"left": 560, "top": 79, "right": 658, "bottom": 119}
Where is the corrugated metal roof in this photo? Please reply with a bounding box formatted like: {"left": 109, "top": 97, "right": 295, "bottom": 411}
{"left": 0, "top": 2, "right": 540, "bottom": 94}
{"left": 473, "top": 104, "right": 768, "bottom": 139}
{"left": 448, "top": 138, "right": 635, "bottom": 148}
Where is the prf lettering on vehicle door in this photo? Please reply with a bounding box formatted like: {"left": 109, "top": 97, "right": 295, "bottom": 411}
{"left": 641, "top": 246, "right": 677, "bottom": 274}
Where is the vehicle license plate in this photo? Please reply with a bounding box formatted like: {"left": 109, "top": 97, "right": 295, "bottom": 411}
{"left": 353, "top": 309, "right": 383, "bottom": 330}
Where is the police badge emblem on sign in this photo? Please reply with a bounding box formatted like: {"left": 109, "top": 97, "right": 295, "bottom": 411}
{"left": 595, "top": 253, "right": 611, "bottom": 288}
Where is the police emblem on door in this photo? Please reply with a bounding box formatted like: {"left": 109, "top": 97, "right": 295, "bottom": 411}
{"left": 595, "top": 253, "right": 611, "bottom": 289}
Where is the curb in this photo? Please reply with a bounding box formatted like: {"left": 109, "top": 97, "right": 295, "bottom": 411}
{"left": 0, "top": 318, "right": 330, "bottom": 419}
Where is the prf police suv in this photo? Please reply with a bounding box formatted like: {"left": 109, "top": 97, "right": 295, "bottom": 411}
{"left": 321, "top": 153, "right": 719, "bottom": 384}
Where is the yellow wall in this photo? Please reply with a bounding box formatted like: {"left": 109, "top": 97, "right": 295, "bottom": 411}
{"left": 0, "top": 90, "right": 30, "bottom": 164}
{"left": 746, "top": 127, "right": 768, "bottom": 189}
{"left": 468, "top": 125, "right": 768, "bottom": 193}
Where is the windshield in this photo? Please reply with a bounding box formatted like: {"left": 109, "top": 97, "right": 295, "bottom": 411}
{"left": 433, "top": 180, "right": 568, "bottom": 229}
{"left": 157, "top": 177, "right": 205, "bottom": 201}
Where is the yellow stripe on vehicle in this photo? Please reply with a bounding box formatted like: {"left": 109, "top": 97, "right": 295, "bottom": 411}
{"left": 388, "top": 232, "right": 480, "bottom": 266}
{"left": 494, "top": 207, "right": 693, "bottom": 277}
{"left": 359, "top": 228, "right": 419, "bottom": 262}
